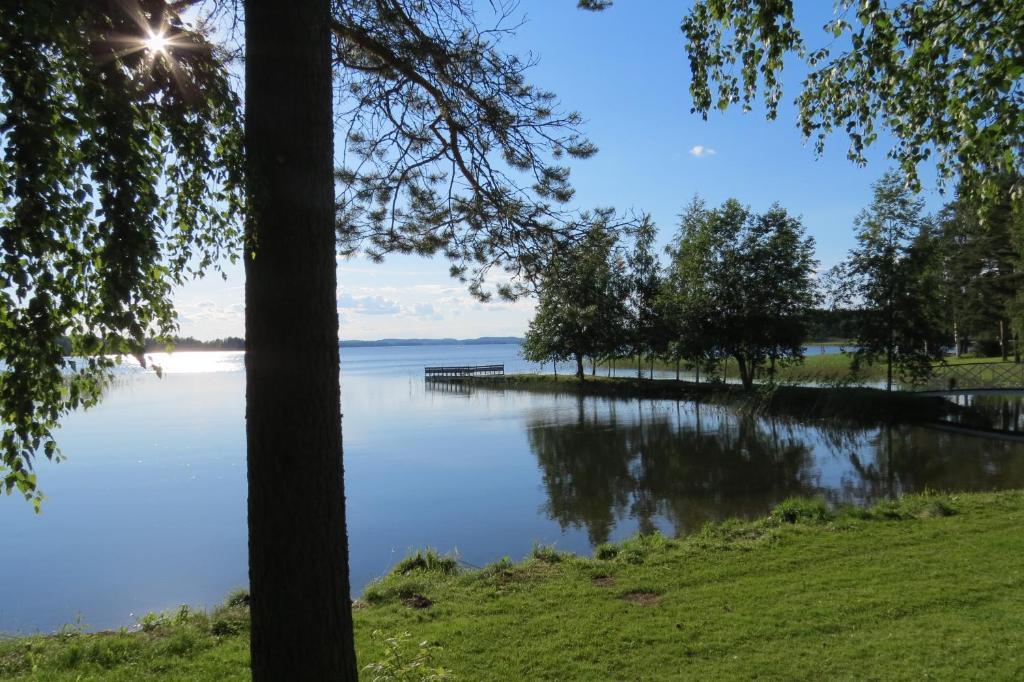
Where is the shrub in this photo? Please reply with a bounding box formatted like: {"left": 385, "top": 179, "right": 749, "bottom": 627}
{"left": 210, "top": 617, "right": 245, "bottom": 636}
{"left": 224, "top": 589, "right": 250, "bottom": 608}
{"left": 138, "top": 612, "right": 168, "bottom": 633}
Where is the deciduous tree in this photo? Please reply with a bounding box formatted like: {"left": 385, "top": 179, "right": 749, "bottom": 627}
{"left": 523, "top": 221, "right": 630, "bottom": 380}
{"left": 665, "top": 198, "right": 818, "bottom": 390}
{"left": 677, "top": 0, "right": 1024, "bottom": 204}
{"left": 0, "top": 0, "right": 242, "bottom": 508}
{"left": 830, "top": 172, "right": 947, "bottom": 390}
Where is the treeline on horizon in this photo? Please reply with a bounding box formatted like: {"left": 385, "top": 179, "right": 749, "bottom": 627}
{"left": 523, "top": 172, "right": 1024, "bottom": 391}
{"left": 54, "top": 336, "right": 246, "bottom": 354}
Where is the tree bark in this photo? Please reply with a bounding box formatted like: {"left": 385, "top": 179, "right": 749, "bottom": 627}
{"left": 575, "top": 352, "right": 584, "bottom": 380}
{"left": 245, "top": 2, "right": 358, "bottom": 679}
{"left": 736, "top": 354, "right": 753, "bottom": 391}
{"left": 886, "top": 343, "right": 894, "bottom": 392}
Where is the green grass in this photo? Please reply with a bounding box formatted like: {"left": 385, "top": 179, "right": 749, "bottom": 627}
{"left": 603, "top": 352, "right": 1018, "bottom": 385}
{"left": 3, "top": 491, "right": 1023, "bottom": 680}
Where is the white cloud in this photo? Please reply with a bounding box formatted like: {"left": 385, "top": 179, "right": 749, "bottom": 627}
{"left": 689, "top": 144, "right": 717, "bottom": 158}
{"left": 412, "top": 303, "right": 443, "bottom": 320}
{"left": 337, "top": 293, "right": 402, "bottom": 315}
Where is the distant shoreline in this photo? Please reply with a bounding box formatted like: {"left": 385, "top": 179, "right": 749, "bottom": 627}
{"left": 138, "top": 336, "right": 523, "bottom": 352}
{"left": 339, "top": 337, "right": 522, "bottom": 348}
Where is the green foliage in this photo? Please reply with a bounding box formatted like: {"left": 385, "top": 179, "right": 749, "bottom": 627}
{"left": 663, "top": 197, "right": 819, "bottom": 389}
{"left": 392, "top": 549, "right": 459, "bottom": 577}
{"left": 935, "top": 178, "right": 1024, "bottom": 358}
{"left": 865, "top": 493, "right": 958, "bottom": 521}
{"left": 681, "top": 0, "right": 1024, "bottom": 201}
{"left": 0, "top": 1, "right": 243, "bottom": 507}
{"left": 624, "top": 217, "right": 667, "bottom": 372}
{"left": 331, "top": 1, "right": 641, "bottom": 300}
{"left": 222, "top": 588, "right": 250, "bottom": 608}
{"left": 362, "top": 630, "right": 451, "bottom": 681}
{"left": 770, "top": 497, "right": 833, "bottom": 525}
{"left": 530, "top": 542, "right": 566, "bottom": 564}
{"left": 475, "top": 556, "right": 515, "bottom": 581}
{"left": 522, "top": 221, "right": 631, "bottom": 378}
{"left": 829, "top": 172, "right": 947, "bottom": 390}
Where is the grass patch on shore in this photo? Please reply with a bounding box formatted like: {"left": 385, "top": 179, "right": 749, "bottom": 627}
{"left": 603, "top": 352, "right": 1017, "bottom": 385}
{"left": 3, "top": 491, "right": 1023, "bottom": 679}
{"left": 462, "top": 373, "right": 979, "bottom": 426}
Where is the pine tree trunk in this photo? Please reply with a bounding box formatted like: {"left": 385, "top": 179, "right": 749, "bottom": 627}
{"left": 245, "top": 2, "right": 358, "bottom": 679}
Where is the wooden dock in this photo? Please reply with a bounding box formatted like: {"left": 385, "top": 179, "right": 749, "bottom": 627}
{"left": 424, "top": 364, "right": 504, "bottom": 378}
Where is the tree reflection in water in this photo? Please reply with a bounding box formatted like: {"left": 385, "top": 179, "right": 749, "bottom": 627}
{"left": 526, "top": 396, "right": 1024, "bottom": 545}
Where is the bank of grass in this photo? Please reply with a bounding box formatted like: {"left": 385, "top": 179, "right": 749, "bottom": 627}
{"left": 2, "top": 491, "right": 1023, "bottom": 680}
{"left": 465, "top": 373, "right": 979, "bottom": 426}
{"left": 604, "top": 351, "right": 1016, "bottom": 385}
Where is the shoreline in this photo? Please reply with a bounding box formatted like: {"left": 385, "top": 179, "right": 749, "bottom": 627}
{"left": 3, "top": 490, "right": 1022, "bottom": 679}
{"left": 453, "top": 373, "right": 986, "bottom": 428}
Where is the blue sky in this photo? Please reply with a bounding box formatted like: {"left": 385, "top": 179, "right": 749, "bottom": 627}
{"left": 175, "top": 1, "right": 946, "bottom": 341}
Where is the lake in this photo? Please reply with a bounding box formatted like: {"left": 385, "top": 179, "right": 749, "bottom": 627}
{"left": 2, "top": 344, "right": 1024, "bottom": 633}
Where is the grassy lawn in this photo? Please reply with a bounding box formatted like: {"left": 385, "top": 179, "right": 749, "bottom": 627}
{"left": 607, "top": 352, "right": 1018, "bottom": 386}
{"left": 3, "top": 491, "right": 1023, "bottom": 680}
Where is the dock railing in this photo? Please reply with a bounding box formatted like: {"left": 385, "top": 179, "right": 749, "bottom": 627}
{"left": 424, "top": 364, "right": 504, "bottom": 378}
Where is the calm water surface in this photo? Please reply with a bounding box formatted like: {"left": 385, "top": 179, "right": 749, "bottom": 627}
{"left": 2, "top": 344, "right": 1023, "bottom": 633}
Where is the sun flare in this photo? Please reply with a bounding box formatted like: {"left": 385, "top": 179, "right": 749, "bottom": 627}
{"left": 144, "top": 30, "right": 169, "bottom": 54}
